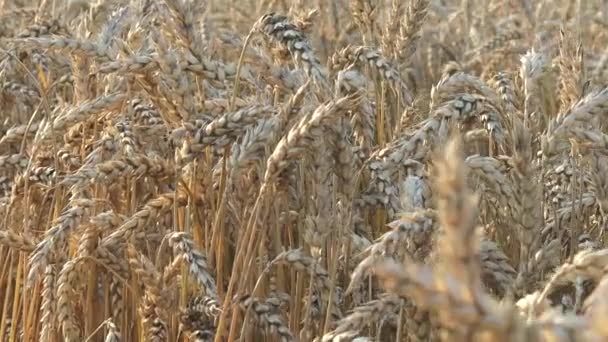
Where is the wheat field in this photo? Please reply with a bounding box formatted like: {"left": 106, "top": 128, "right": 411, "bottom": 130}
{"left": 2, "top": 0, "right": 608, "bottom": 341}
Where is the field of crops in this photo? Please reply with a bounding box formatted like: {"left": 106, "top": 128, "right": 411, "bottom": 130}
{"left": 2, "top": 0, "right": 608, "bottom": 341}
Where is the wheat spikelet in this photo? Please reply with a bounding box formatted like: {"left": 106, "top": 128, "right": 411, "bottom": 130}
{"left": 56, "top": 258, "right": 84, "bottom": 341}
{"left": 399, "top": 0, "right": 429, "bottom": 62}
{"left": 0, "top": 121, "right": 42, "bottom": 146}
{"left": 39, "top": 265, "right": 56, "bottom": 342}
{"left": 264, "top": 93, "right": 361, "bottom": 185}
{"left": 271, "top": 249, "right": 342, "bottom": 320}
{"left": 480, "top": 239, "right": 517, "bottom": 296}
{"left": 28, "top": 198, "right": 95, "bottom": 284}
{"left": 12, "top": 37, "right": 114, "bottom": 62}
{"left": 0, "top": 230, "right": 37, "bottom": 252}
{"left": 332, "top": 45, "right": 413, "bottom": 104}
{"left": 255, "top": 12, "right": 329, "bottom": 90}
{"left": 511, "top": 121, "right": 542, "bottom": 275}
{"left": 181, "top": 105, "right": 277, "bottom": 161}
{"left": 104, "top": 320, "right": 121, "bottom": 342}
{"left": 238, "top": 295, "right": 295, "bottom": 342}
{"left": 349, "top": 209, "right": 437, "bottom": 292}
{"left": 102, "top": 193, "right": 188, "bottom": 249}
{"left": 168, "top": 232, "right": 218, "bottom": 299}
{"left": 322, "top": 294, "right": 402, "bottom": 342}
{"left": 537, "top": 249, "right": 608, "bottom": 307}
{"left": 40, "top": 92, "right": 126, "bottom": 141}
{"left": 180, "top": 295, "right": 218, "bottom": 341}
{"left": 62, "top": 154, "right": 173, "bottom": 188}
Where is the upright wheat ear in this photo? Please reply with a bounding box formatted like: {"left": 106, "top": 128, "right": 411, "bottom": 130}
{"left": 434, "top": 136, "right": 481, "bottom": 283}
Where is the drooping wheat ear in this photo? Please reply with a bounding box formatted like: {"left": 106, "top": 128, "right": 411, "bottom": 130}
{"left": 15, "top": 18, "right": 66, "bottom": 38}
{"left": 188, "top": 329, "right": 215, "bottom": 342}
{"left": 98, "top": 5, "right": 132, "bottom": 54}
{"left": 0, "top": 230, "right": 38, "bottom": 252}
{"left": 225, "top": 84, "right": 309, "bottom": 188}
{"left": 399, "top": 174, "right": 432, "bottom": 211}
{"left": 431, "top": 72, "right": 501, "bottom": 110}
{"left": 467, "top": 29, "right": 522, "bottom": 59}
{"left": 336, "top": 68, "right": 375, "bottom": 149}
{"left": 161, "top": 0, "right": 205, "bottom": 60}
{"left": 267, "top": 275, "right": 290, "bottom": 312}
{"left": 102, "top": 193, "right": 188, "bottom": 249}
{"left": 331, "top": 118, "right": 358, "bottom": 198}
{"left": 0, "top": 121, "right": 42, "bottom": 146}
{"left": 536, "top": 249, "right": 608, "bottom": 310}
{"left": 39, "top": 265, "right": 56, "bottom": 342}
{"left": 62, "top": 154, "right": 174, "bottom": 189}
{"left": 104, "top": 320, "right": 121, "bottom": 342}
{"left": 331, "top": 46, "right": 413, "bottom": 105}
{"left": 56, "top": 258, "right": 85, "bottom": 341}
{"left": 238, "top": 295, "right": 295, "bottom": 342}
{"left": 127, "top": 244, "right": 162, "bottom": 299}
{"left": 181, "top": 55, "right": 248, "bottom": 88}
{"left": 363, "top": 130, "right": 428, "bottom": 209}
{"left": 127, "top": 245, "right": 171, "bottom": 341}
{"left": 322, "top": 294, "right": 402, "bottom": 342}
{"left": 255, "top": 12, "right": 329, "bottom": 90}
{"left": 57, "top": 147, "right": 82, "bottom": 170}
{"left": 479, "top": 239, "right": 517, "bottom": 296}
{"left": 372, "top": 260, "right": 515, "bottom": 338}
{"left": 97, "top": 53, "right": 158, "bottom": 74}
{"left": 543, "top": 87, "right": 608, "bottom": 158}
{"left": 492, "top": 71, "right": 520, "bottom": 134}
{"left": 364, "top": 93, "right": 500, "bottom": 218}
{"left": 264, "top": 93, "right": 361, "bottom": 185}
{"left": 432, "top": 81, "right": 506, "bottom": 146}
{"left": 152, "top": 32, "right": 196, "bottom": 121}
{"left": 227, "top": 117, "right": 279, "bottom": 182}
{"left": 271, "top": 249, "right": 342, "bottom": 320}
{"left": 168, "top": 232, "right": 218, "bottom": 300}
{"left": 77, "top": 211, "right": 125, "bottom": 259}
{"left": 180, "top": 296, "right": 218, "bottom": 341}
{"left": 304, "top": 122, "right": 336, "bottom": 255}
{"left": 2, "top": 81, "right": 40, "bottom": 100}
{"left": 188, "top": 296, "right": 222, "bottom": 320}
{"left": 181, "top": 105, "right": 277, "bottom": 162}
{"left": 40, "top": 92, "right": 126, "bottom": 141}
{"left": 130, "top": 98, "right": 164, "bottom": 125}
{"left": 584, "top": 274, "right": 608, "bottom": 338}
{"left": 109, "top": 278, "right": 124, "bottom": 336}
{"left": 12, "top": 37, "right": 115, "bottom": 62}
{"left": 115, "top": 119, "right": 139, "bottom": 157}
{"left": 515, "top": 239, "right": 562, "bottom": 291}
{"left": 141, "top": 294, "right": 169, "bottom": 342}
{"left": 349, "top": 209, "right": 437, "bottom": 293}
{"left": 28, "top": 198, "right": 95, "bottom": 285}
{"left": 465, "top": 155, "right": 518, "bottom": 221}
{"left": 398, "top": 0, "right": 429, "bottom": 62}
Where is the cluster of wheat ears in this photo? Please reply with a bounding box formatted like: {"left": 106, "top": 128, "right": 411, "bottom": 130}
{"left": 3, "top": 0, "right": 608, "bottom": 341}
